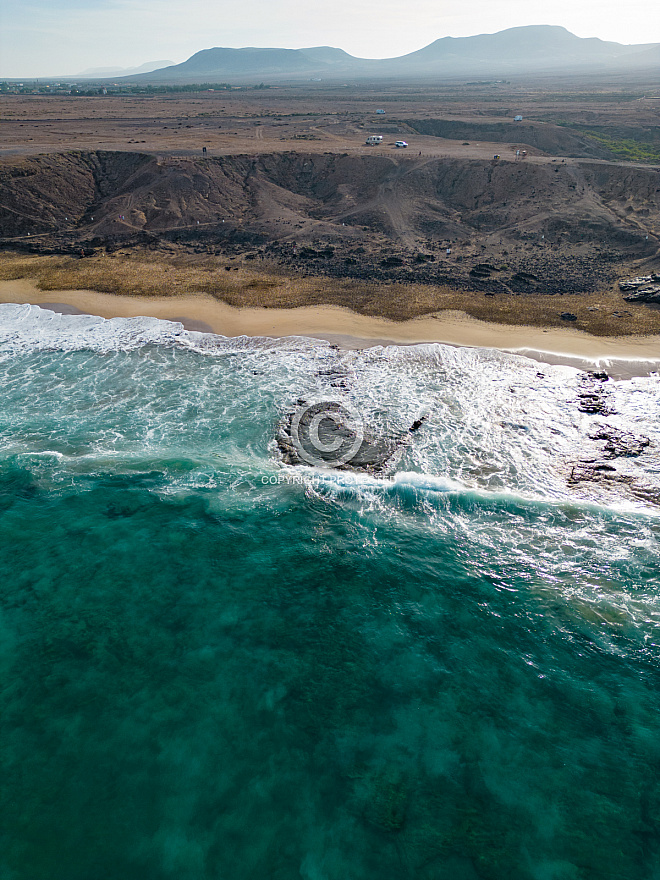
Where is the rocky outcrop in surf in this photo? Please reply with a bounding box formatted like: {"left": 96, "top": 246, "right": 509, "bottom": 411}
{"left": 568, "top": 371, "right": 658, "bottom": 504}
{"left": 276, "top": 399, "right": 427, "bottom": 474}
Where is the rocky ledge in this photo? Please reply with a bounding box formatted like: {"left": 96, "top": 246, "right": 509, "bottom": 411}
{"left": 568, "top": 371, "right": 658, "bottom": 505}
{"left": 620, "top": 273, "right": 660, "bottom": 303}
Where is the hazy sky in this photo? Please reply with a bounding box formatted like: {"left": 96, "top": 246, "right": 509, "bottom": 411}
{"left": 1, "top": 0, "right": 659, "bottom": 78}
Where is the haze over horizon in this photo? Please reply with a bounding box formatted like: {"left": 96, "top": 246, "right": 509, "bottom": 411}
{"left": 1, "top": 0, "right": 659, "bottom": 78}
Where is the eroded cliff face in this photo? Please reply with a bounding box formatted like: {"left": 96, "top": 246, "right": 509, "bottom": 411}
{"left": 1, "top": 150, "right": 658, "bottom": 293}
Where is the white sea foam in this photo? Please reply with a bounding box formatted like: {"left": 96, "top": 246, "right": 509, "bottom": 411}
{"left": 0, "top": 303, "right": 324, "bottom": 357}
{"left": 1, "top": 303, "right": 659, "bottom": 515}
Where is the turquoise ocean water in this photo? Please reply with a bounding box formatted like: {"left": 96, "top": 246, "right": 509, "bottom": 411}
{"left": 1, "top": 303, "right": 660, "bottom": 879}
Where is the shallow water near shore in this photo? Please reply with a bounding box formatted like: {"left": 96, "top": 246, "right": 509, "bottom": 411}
{"left": 1, "top": 304, "right": 660, "bottom": 879}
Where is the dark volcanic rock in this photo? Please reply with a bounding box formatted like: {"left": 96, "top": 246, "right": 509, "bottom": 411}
{"left": 589, "top": 425, "right": 650, "bottom": 458}
{"left": 568, "top": 372, "right": 657, "bottom": 504}
{"left": 276, "top": 401, "right": 426, "bottom": 474}
{"left": 577, "top": 392, "right": 614, "bottom": 415}
{"left": 630, "top": 484, "right": 660, "bottom": 505}
{"left": 568, "top": 459, "right": 660, "bottom": 507}
{"left": 469, "top": 263, "right": 501, "bottom": 278}
{"left": 576, "top": 372, "right": 615, "bottom": 415}
{"left": 619, "top": 272, "right": 660, "bottom": 302}
{"left": 623, "top": 285, "right": 660, "bottom": 304}
{"left": 567, "top": 462, "right": 633, "bottom": 487}
{"left": 568, "top": 460, "right": 660, "bottom": 507}
{"left": 619, "top": 273, "right": 660, "bottom": 291}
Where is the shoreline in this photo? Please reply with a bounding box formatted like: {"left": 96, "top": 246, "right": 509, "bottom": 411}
{"left": 1, "top": 279, "right": 659, "bottom": 379}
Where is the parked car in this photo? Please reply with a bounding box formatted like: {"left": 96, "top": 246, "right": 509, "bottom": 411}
{"left": 395, "top": 140, "right": 408, "bottom": 148}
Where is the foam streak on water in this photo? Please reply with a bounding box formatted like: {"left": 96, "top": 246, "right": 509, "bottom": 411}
{"left": 1, "top": 304, "right": 660, "bottom": 879}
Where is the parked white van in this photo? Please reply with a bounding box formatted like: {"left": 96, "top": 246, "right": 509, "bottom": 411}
{"left": 365, "top": 136, "right": 383, "bottom": 146}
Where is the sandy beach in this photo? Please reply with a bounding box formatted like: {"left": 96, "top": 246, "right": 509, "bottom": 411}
{"left": 1, "top": 278, "right": 659, "bottom": 378}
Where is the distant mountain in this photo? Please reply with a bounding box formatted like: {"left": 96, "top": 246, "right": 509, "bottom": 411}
{"left": 75, "top": 60, "right": 175, "bottom": 78}
{"left": 297, "top": 47, "right": 357, "bottom": 65}
{"left": 151, "top": 47, "right": 317, "bottom": 77}
{"left": 124, "top": 27, "right": 660, "bottom": 82}
{"left": 389, "top": 26, "right": 657, "bottom": 70}
{"left": 618, "top": 44, "right": 660, "bottom": 67}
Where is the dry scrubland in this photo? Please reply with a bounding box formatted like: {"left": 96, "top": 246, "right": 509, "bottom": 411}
{"left": 2, "top": 250, "right": 660, "bottom": 336}
{"left": 2, "top": 78, "right": 660, "bottom": 162}
{"left": 1, "top": 75, "right": 659, "bottom": 335}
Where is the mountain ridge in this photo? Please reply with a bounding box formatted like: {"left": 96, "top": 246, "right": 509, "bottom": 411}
{"left": 120, "top": 26, "right": 660, "bottom": 82}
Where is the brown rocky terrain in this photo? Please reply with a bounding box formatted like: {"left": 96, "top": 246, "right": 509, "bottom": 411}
{"left": 1, "top": 148, "right": 659, "bottom": 296}
{"left": 1, "top": 78, "right": 659, "bottom": 317}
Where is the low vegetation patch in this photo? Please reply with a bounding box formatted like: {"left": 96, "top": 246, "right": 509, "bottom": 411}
{"left": 581, "top": 133, "right": 660, "bottom": 164}
{"left": 556, "top": 122, "right": 660, "bottom": 163}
